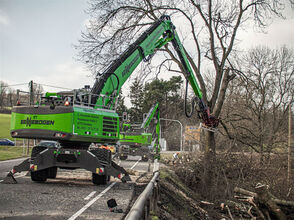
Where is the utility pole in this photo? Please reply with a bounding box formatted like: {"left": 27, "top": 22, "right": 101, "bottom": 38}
{"left": 16, "top": 89, "right": 20, "bottom": 100}
{"left": 29, "top": 80, "right": 34, "bottom": 105}
{"left": 288, "top": 103, "right": 292, "bottom": 186}
{"left": 160, "top": 118, "right": 183, "bottom": 151}
{"left": 28, "top": 80, "right": 34, "bottom": 154}
{"left": 27, "top": 139, "right": 30, "bottom": 156}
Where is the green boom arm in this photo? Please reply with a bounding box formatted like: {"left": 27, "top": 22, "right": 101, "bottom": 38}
{"left": 120, "top": 103, "right": 161, "bottom": 158}
{"left": 141, "top": 103, "right": 159, "bottom": 130}
{"left": 91, "top": 15, "right": 218, "bottom": 128}
{"left": 141, "top": 103, "right": 160, "bottom": 157}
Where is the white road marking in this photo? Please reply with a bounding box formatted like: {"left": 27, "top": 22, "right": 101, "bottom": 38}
{"left": 68, "top": 159, "right": 141, "bottom": 220}
{"left": 14, "top": 173, "right": 28, "bottom": 178}
{"left": 68, "top": 182, "right": 116, "bottom": 220}
{"left": 84, "top": 191, "right": 96, "bottom": 200}
{"left": 130, "top": 159, "right": 141, "bottom": 170}
{"left": 0, "top": 157, "right": 28, "bottom": 164}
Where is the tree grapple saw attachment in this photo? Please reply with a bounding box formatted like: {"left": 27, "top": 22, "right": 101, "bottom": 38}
{"left": 197, "top": 99, "right": 219, "bottom": 132}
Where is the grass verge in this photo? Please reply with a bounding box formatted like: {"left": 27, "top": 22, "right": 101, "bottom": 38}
{"left": 0, "top": 113, "right": 11, "bottom": 139}
{"left": 0, "top": 146, "right": 26, "bottom": 161}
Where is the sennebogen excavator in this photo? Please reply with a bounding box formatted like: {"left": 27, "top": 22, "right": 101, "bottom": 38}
{"left": 119, "top": 103, "right": 160, "bottom": 161}
{"left": 3, "top": 15, "right": 219, "bottom": 185}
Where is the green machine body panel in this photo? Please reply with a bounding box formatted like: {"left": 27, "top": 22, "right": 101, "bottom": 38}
{"left": 72, "top": 106, "right": 119, "bottom": 143}
{"left": 119, "top": 133, "right": 152, "bottom": 146}
{"left": 11, "top": 110, "right": 73, "bottom": 133}
{"left": 10, "top": 106, "right": 119, "bottom": 144}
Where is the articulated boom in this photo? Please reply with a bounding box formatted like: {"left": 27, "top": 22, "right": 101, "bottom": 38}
{"left": 119, "top": 103, "right": 161, "bottom": 161}
{"left": 91, "top": 15, "right": 219, "bottom": 129}
{"left": 141, "top": 103, "right": 160, "bottom": 131}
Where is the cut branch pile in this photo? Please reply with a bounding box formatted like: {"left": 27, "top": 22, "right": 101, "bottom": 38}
{"left": 233, "top": 184, "right": 294, "bottom": 219}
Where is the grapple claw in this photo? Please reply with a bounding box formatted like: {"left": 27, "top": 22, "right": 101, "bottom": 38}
{"left": 197, "top": 99, "right": 219, "bottom": 131}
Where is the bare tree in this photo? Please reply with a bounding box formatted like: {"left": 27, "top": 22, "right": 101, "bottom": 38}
{"left": 221, "top": 46, "right": 294, "bottom": 163}
{"left": 6, "top": 88, "right": 17, "bottom": 107}
{"left": 77, "top": 0, "right": 291, "bottom": 186}
{"left": 0, "top": 81, "right": 9, "bottom": 109}
{"left": 33, "top": 83, "right": 44, "bottom": 104}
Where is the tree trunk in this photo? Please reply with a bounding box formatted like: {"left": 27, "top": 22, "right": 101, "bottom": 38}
{"left": 288, "top": 103, "right": 292, "bottom": 186}
{"left": 206, "top": 131, "right": 216, "bottom": 155}
{"left": 202, "top": 131, "right": 216, "bottom": 196}
{"left": 255, "top": 184, "right": 287, "bottom": 220}
{"left": 260, "top": 144, "right": 264, "bottom": 165}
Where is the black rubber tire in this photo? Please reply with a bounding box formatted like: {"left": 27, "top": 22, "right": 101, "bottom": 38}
{"left": 149, "top": 154, "right": 155, "bottom": 162}
{"left": 120, "top": 155, "right": 127, "bottom": 160}
{"left": 92, "top": 173, "right": 108, "bottom": 185}
{"left": 31, "top": 146, "right": 49, "bottom": 182}
{"left": 90, "top": 148, "right": 111, "bottom": 164}
{"left": 31, "top": 169, "right": 48, "bottom": 182}
{"left": 48, "top": 167, "right": 57, "bottom": 179}
{"left": 141, "top": 156, "right": 149, "bottom": 162}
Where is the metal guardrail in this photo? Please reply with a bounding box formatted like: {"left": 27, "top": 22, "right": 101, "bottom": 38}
{"left": 125, "top": 159, "right": 160, "bottom": 220}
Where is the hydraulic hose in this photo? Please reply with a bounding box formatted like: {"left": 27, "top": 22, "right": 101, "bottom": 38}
{"left": 107, "top": 73, "right": 120, "bottom": 108}
{"left": 112, "top": 73, "right": 120, "bottom": 92}
{"left": 184, "top": 79, "right": 196, "bottom": 118}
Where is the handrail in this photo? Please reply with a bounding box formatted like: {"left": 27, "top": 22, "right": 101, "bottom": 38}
{"left": 38, "top": 90, "right": 115, "bottom": 110}
{"left": 125, "top": 159, "right": 160, "bottom": 220}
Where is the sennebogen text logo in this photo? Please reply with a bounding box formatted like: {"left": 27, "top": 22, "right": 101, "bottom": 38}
{"left": 21, "top": 117, "right": 55, "bottom": 127}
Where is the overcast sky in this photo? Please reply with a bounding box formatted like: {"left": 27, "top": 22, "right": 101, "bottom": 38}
{"left": 0, "top": 0, "right": 293, "bottom": 99}
{"left": 0, "top": 0, "right": 92, "bottom": 92}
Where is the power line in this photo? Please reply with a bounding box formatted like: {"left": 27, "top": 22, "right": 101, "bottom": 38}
{"left": 1, "top": 81, "right": 73, "bottom": 91}
{"left": 1, "top": 83, "right": 28, "bottom": 88}
{"left": 38, "top": 83, "right": 73, "bottom": 90}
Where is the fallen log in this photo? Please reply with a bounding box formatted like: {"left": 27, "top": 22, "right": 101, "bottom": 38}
{"left": 254, "top": 184, "right": 286, "bottom": 220}
{"left": 234, "top": 187, "right": 256, "bottom": 197}
{"left": 271, "top": 198, "right": 294, "bottom": 207}
{"left": 234, "top": 186, "right": 294, "bottom": 207}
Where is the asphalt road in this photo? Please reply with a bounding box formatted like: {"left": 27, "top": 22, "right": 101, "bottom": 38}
{"left": 0, "top": 156, "right": 152, "bottom": 219}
